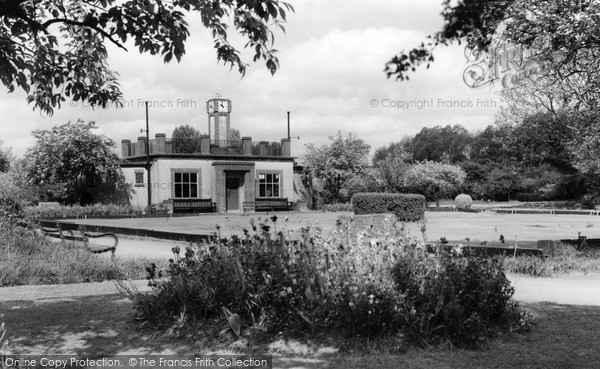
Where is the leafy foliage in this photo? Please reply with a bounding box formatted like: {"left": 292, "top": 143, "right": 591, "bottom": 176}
{"left": 0, "top": 0, "right": 293, "bottom": 114}
{"left": 128, "top": 217, "right": 529, "bottom": 347}
{"left": 24, "top": 120, "right": 130, "bottom": 204}
{"left": 351, "top": 193, "right": 425, "bottom": 222}
{"left": 321, "top": 203, "right": 354, "bottom": 212}
{"left": 387, "top": 0, "right": 600, "bottom": 117}
{"left": 303, "top": 131, "right": 371, "bottom": 203}
{"left": 454, "top": 194, "right": 473, "bottom": 209}
{"left": 372, "top": 142, "right": 411, "bottom": 193}
{"left": 171, "top": 124, "right": 203, "bottom": 153}
{"left": 403, "top": 161, "right": 466, "bottom": 204}
{"left": 385, "top": 0, "right": 512, "bottom": 81}
{"left": 0, "top": 141, "right": 11, "bottom": 173}
{"left": 410, "top": 125, "right": 473, "bottom": 164}
{"left": 24, "top": 203, "right": 135, "bottom": 220}
{"left": 392, "top": 249, "right": 529, "bottom": 347}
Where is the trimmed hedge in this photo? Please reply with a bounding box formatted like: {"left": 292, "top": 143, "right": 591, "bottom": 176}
{"left": 351, "top": 193, "right": 425, "bottom": 222}
{"left": 454, "top": 194, "right": 473, "bottom": 209}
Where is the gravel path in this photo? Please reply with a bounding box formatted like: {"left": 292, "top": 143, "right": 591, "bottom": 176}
{"left": 1, "top": 274, "right": 599, "bottom": 305}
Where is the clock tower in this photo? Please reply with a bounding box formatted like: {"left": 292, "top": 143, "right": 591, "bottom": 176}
{"left": 206, "top": 98, "right": 232, "bottom": 143}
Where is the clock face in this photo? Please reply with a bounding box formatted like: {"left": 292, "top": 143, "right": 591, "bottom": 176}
{"left": 207, "top": 100, "right": 214, "bottom": 113}
{"left": 217, "top": 100, "right": 229, "bottom": 113}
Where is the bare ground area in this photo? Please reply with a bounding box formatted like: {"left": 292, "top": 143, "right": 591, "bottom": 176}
{"left": 2, "top": 276, "right": 599, "bottom": 368}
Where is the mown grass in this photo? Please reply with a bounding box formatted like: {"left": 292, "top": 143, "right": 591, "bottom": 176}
{"left": 503, "top": 245, "right": 600, "bottom": 277}
{"left": 0, "top": 221, "right": 158, "bottom": 287}
{"left": 3, "top": 297, "right": 598, "bottom": 369}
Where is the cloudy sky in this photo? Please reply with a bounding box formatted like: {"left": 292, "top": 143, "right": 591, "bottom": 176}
{"left": 0, "top": 0, "right": 505, "bottom": 159}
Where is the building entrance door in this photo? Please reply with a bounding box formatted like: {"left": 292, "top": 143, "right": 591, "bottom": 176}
{"left": 225, "top": 172, "right": 245, "bottom": 211}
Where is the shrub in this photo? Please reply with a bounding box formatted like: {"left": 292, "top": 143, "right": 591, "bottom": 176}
{"left": 454, "top": 194, "right": 473, "bottom": 209}
{"left": 128, "top": 217, "right": 528, "bottom": 348}
{"left": 580, "top": 194, "right": 600, "bottom": 210}
{"left": 24, "top": 203, "right": 135, "bottom": 220}
{"left": 322, "top": 203, "right": 353, "bottom": 212}
{"left": 129, "top": 216, "right": 411, "bottom": 337}
{"left": 392, "top": 249, "right": 530, "bottom": 347}
{"left": 351, "top": 192, "right": 425, "bottom": 222}
{"left": 515, "top": 192, "right": 546, "bottom": 202}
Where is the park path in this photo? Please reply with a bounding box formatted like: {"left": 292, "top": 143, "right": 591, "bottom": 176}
{"left": 1, "top": 273, "right": 599, "bottom": 305}
{"left": 509, "top": 274, "right": 600, "bottom": 306}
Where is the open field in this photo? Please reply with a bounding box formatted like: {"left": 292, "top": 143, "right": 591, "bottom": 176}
{"left": 2, "top": 275, "right": 599, "bottom": 368}
{"left": 70, "top": 210, "right": 600, "bottom": 243}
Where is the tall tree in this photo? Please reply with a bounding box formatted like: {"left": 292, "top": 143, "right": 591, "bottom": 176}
{"left": 372, "top": 141, "right": 412, "bottom": 192}
{"left": 171, "top": 124, "right": 203, "bottom": 153}
{"left": 385, "top": 0, "right": 600, "bottom": 111}
{"left": 24, "top": 120, "right": 128, "bottom": 204}
{"left": 303, "top": 131, "right": 371, "bottom": 203}
{"left": 0, "top": 0, "right": 293, "bottom": 114}
{"left": 409, "top": 125, "right": 473, "bottom": 164}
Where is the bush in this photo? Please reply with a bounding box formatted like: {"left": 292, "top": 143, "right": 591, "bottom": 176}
{"left": 392, "top": 249, "right": 529, "bottom": 347}
{"left": 580, "top": 194, "right": 600, "bottom": 210}
{"left": 322, "top": 203, "right": 353, "bottom": 212}
{"left": 24, "top": 203, "right": 135, "bottom": 220}
{"left": 351, "top": 192, "right": 425, "bottom": 222}
{"left": 128, "top": 217, "right": 529, "bottom": 348}
{"left": 515, "top": 192, "right": 546, "bottom": 202}
{"left": 454, "top": 194, "right": 473, "bottom": 209}
{"left": 129, "top": 218, "right": 408, "bottom": 337}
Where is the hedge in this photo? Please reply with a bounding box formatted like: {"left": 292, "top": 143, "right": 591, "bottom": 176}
{"left": 24, "top": 203, "right": 135, "bottom": 220}
{"left": 351, "top": 193, "right": 425, "bottom": 222}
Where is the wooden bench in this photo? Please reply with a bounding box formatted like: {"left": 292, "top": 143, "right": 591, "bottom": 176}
{"left": 172, "top": 198, "right": 216, "bottom": 213}
{"left": 40, "top": 221, "right": 119, "bottom": 258}
{"left": 243, "top": 198, "right": 293, "bottom": 213}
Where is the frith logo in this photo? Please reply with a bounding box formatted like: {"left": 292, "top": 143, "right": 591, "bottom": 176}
{"left": 462, "top": 38, "right": 548, "bottom": 90}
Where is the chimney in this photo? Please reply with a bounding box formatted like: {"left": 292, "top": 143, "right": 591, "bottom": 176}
{"left": 154, "top": 133, "right": 166, "bottom": 153}
{"left": 121, "top": 139, "right": 131, "bottom": 158}
{"left": 281, "top": 138, "right": 291, "bottom": 157}
{"left": 200, "top": 135, "right": 211, "bottom": 154}
{"left": 242, "top": 137, "right": 252, "bottom": 155}
{"left": 137, "top": 136, "right": 147, "bottom": 156}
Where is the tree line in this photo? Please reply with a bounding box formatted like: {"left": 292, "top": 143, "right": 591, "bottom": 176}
{"left": 303, "top": 110, "right": 597, "bottom": 207}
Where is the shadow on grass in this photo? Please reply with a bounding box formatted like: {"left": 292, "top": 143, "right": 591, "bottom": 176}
{"left": 2, "top": 297, "right": 600, "bottom": 369}
{"left": 1, "top": 294, "right": 195, "bottom": 356}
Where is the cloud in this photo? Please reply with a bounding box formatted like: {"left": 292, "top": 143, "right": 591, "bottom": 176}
{"left": 0, "top": 0, "right": 502, "bottom": 159}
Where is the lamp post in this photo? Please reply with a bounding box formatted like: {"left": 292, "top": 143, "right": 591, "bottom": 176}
{"left": 142, "top": 101, "right": 152, "bottom": 212}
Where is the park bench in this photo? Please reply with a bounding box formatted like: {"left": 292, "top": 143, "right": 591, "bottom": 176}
{"left": 39, "top": 221, "right": 119, "bottom": 258}
{"left": 243, "top": 198, "right": 293, "bottom": 213}
{"left": 172, "top": 198, "right": 217, "bottom": 213}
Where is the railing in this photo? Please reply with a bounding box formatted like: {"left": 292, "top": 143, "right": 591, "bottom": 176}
{"left": 209, "top": 140, "right": 243, "bottom": 155}
{"left": 251, "top": 142, "right": 281, "bottom": 156}
{"left": 126, "top": 139, "right": 284, "bottom": 157}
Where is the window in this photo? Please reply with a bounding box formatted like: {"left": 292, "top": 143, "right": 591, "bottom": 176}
{"left": 134, "top": 172, "right": 144, "bottom": 186}
{"left": 174, "top": 171, "right": 199, "bottom": 198}
{"left": 258, "top": 173, "right": 280, "bottom": 198}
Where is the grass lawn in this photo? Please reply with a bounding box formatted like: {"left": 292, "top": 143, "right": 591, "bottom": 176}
{"left": 71, "top": 210, "right": 600, "bottom": 243}
{"left": 2, "top": 294, "right": 599, "bottom": 369}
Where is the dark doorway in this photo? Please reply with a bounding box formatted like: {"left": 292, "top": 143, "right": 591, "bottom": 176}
{"left": 225, "top": 172, "right": 245, "bottom": 211}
